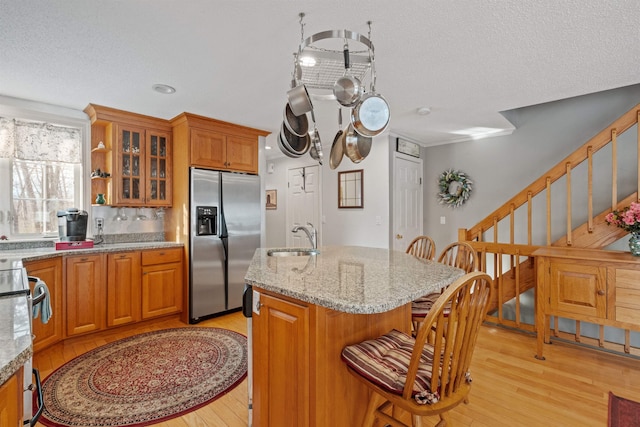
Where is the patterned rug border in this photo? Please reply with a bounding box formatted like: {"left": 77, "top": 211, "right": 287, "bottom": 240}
{"left": 38, "top": 327, "right": 248, "bottom": 427}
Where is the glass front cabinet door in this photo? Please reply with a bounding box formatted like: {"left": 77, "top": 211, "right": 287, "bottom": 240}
{"left": 146, "top": 131, "right": 172, "bottom": 207}
{"left": 113, "top": 125, "right": 172, "bottom": 207}
{"left": 114, "top": 124, "right": 145, "bottom": 206}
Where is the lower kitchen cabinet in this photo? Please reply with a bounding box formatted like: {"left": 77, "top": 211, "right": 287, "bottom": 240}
{"left": 0, "top": 366, "right": 23, "bottom": 427}
{"left": 253, "top": 291, "right": 310, "bottom": 427}
{"left": 107, "top": 251, "right": 141, "bottom": 327}
{"left": 65, "top": 254, "right": 106, "bottom": 337}
{"left": 24, "top": 257, "right": 63, "bottom": 352}
{"left": 141, "top": 248, "right": 183, "bottom": 319}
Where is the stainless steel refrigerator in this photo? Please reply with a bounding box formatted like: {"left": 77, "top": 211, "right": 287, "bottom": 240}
{"left": 189, "top": 168, "right": 260, "bottom": 323}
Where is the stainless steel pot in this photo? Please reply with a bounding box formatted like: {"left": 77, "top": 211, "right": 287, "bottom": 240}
{"left": 283, "top": 103, "right": 309, "bottom": 137}
{"left": 287, "top": 84, "right": 313, "bottom": 116}
{"left": 343, "top": 124, "right": 372, "bottom": 163}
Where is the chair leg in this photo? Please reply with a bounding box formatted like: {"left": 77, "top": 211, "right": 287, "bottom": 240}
{"left": 435, "top": 412, "right": 450, "bottom": 427}
{"left": 362, "top": 392, "right": 387, "bottom": 427}
{"left": 412, "top": 414, "right": 424, "bottom": 427}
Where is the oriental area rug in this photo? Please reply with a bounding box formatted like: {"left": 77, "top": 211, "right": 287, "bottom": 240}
{"left": 609, "top": 391, "right": 640, "bottom": 427}
{"left": 38, "top": 327, "right": 247, "bottom": 427}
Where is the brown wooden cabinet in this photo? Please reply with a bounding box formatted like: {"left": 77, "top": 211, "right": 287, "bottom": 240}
{"left": 253, "top": 291, "right": 310, "bottom": 427}
{"left": 534, "top": 246, "right": 640, "bottom": 358}
{"left": 141, "top": 248, "right": 183, "bottom": 319}
{"left": 0, "top": 366, "right": 23, "bottom": 426}
{"left": 171, "top": 112, "right": 267, "bottom": 174}
{"left": 65, "top": 254, "right": 106, "bottom": 337}
{"left": 107, "top": 251, "right": 141, "bottom": 327}
{"left": 252, "top": 288, "right": 411, "bottom": 427}
{"left": 84, "top": 104, "right": 172, "bottom": 207}
{"left": 24, "top": 257, "right": 63, "bottom": 352}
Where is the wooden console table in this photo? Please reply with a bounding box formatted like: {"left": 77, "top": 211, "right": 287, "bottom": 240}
{"left": 533, "top": 246, "right": 640, "bottom": 359}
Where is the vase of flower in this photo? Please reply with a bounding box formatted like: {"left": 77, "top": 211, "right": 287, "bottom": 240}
{"left": 606, "top": 202, "right": 640, "bottom": 256}
{"left": 630, "top": 233, "right": 640, "bottom": 256}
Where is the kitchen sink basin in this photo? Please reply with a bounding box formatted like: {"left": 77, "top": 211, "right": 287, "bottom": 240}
{"left": 267, "top": 248, "right": 320, "bottom": 257}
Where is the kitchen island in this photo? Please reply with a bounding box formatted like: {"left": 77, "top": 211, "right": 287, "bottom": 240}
{"left": 244, "top": 245, "right": 465, "bottom": 427}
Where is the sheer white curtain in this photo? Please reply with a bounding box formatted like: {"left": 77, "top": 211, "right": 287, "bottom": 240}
{"left": 0, "top": 116, "right": 83, "bottom": 238}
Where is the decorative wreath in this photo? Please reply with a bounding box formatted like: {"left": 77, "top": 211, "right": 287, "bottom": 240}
{"left": 437, "top": 169, "right": 473, "bottom": 208}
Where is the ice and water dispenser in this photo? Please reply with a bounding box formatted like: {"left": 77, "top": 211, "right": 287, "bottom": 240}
{"left": 196, "top": 206, "right": 217, "bottom": 236}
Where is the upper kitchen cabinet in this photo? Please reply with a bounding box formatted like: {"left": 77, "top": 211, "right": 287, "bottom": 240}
{"left": 170, "top": 112, "right": 269, "bottom": 174}
{"left": 84, "top": 104, "right": 172, "bottom": 207}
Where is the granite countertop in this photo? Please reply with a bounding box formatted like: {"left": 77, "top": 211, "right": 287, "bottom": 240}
{"left": 0, "top": 240, "right": 183, "bottom": 385}
{"left": 244, "top": 245, "right": 465, "bottom": 314}
{"left": 0, "top": 295, "right": 31, "bottom": 385}
{"left": 0, "top": 241, "right": 183, "bottom": 264}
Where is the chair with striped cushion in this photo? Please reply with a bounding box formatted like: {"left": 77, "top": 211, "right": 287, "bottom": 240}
{"left": 342, "top": 272, "right": 493, "bottom": 427}
{"left": 412, "top": 241, "right": 479, "bottom": 335}
{"left": 405, "top": 235, "right": 436, "bottom": 261}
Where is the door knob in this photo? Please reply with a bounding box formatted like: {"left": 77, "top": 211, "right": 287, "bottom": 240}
{"left": 396, "top": 234, "right": 403, "bottom": 239}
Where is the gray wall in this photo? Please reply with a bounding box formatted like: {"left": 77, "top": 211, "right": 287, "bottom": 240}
{"left": 423, "top": 84, "right": 640, "bottom": 252}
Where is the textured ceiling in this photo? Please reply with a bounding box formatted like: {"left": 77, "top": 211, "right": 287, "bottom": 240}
{"left": 1, "top": 0, "right": 639, "bottom": 159}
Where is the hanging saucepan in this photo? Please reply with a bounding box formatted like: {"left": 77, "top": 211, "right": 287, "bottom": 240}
{"left": 330, "top": 108, "right": 345, "bottom": 169}
{"left": 287, "top": 84, "right": 313, "bottom": 117}
{"left": 333, "top": 43, "right": 363, "bottom": 108}
{"left": 284, "top": 102, "right": 309, "bottom": 137}
{"left": 280, "top": 121, "right": 311, "bottom": 157}
{"left": 343, "top": 123, "right": 372, "bottom": 164}
{"left": 351, "top": 43, "right": 390, "bottom": 137}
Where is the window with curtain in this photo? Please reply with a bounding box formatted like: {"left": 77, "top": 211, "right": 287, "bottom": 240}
{"left": 0, "top": 116, "right": 84, "bottom": 238}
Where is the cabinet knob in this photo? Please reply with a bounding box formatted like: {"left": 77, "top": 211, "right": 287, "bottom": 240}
{"left": 597, "top": 289, "right": 605, "bottom": 296}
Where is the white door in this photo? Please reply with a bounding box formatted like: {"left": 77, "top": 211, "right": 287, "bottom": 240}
{"left": 392, "top": 154, "right": 423, "bottom": 251}
{"left": 286, "top": 165, "right": 320, "bottom": 247}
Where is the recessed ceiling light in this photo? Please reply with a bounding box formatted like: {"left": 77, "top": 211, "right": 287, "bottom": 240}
{"left": 416, "top": 107, "right": 431, "bottom": 116}
{"left": 152, "top": 84, "right": 176, "bottom": 94}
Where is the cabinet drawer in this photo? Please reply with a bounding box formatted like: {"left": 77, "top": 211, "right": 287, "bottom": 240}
{"left": 141, "top": 248, "right": 182, "bottom": 265}
{"left": 615, "top": 268, "right": 640, "bottom": 325}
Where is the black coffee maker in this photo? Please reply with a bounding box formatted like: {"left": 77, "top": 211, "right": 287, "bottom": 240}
{"left": 57, "top": 208, "right": 88, "bottom": 241}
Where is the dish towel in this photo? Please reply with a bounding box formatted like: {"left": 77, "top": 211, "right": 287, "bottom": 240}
{"left": 32, "top": 278, "right": 52, "bottom": 324}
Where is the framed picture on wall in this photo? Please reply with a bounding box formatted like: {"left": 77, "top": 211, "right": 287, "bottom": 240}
{"left": 266, "top": 189, "right": 277, "bottom": 210}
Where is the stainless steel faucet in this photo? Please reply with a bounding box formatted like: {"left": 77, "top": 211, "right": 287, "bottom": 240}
{"left": 291, "top": 222, "right": 317, "bottom": 249}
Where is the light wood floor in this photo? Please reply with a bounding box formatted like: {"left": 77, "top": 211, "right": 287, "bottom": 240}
{"left": 33, "top": 312, "right": 640, "bottom": 427}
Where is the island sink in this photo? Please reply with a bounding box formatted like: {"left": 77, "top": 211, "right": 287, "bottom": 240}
{"left": 266, "top": 248, "right": 320, "bottom": 257}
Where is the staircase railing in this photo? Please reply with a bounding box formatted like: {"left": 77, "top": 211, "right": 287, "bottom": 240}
{"left": 458, "top": 103, "right": 640, "bottom": 348}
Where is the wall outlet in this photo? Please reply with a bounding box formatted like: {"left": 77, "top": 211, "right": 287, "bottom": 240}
{"left": 95, "top": 217, "right": 104, "bottom": 228}
{"left": 440, "top": 216, "right": 446, "bottom": 225}
{"left": 375, "top": 216, "right": 382, "bottom": 225}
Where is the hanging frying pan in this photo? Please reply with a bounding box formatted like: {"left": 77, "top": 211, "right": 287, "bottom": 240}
{"left": 284, "top": 103, "right": 309, "bottom": 137}
{"left": 280, "top": 122, "right": 311, "bottom": 157}
{"left": 343, "top": 123, "right": 372, "bottom": 164}
{"left": 351, "top": 42, "right": 390, "bottom": 137}
{"left": 351, "top": 92, "right": 390, "bottom": 137}
{"left": 278, "top": 131, "right": 301, "bottom": 158}
{"left": 330, "top": 108, "right": 345, "bottom": 169}
{"left": 333, "top": 43, "right": 363, "bottom": 108}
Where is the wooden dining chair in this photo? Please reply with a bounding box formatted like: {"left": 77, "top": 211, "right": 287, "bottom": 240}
{"left": 405, "top": 235, "right": 436, "bottom": 261}
{"left": 342, "top": 271, "right": 493, "bottom": 427}
{"left": 412, "top": 241, "right": 479, "bottom": 335}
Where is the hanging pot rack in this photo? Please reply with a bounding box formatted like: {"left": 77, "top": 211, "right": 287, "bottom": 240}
{"left": 280, "top": 13, "right": 389, "bottom": 165}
